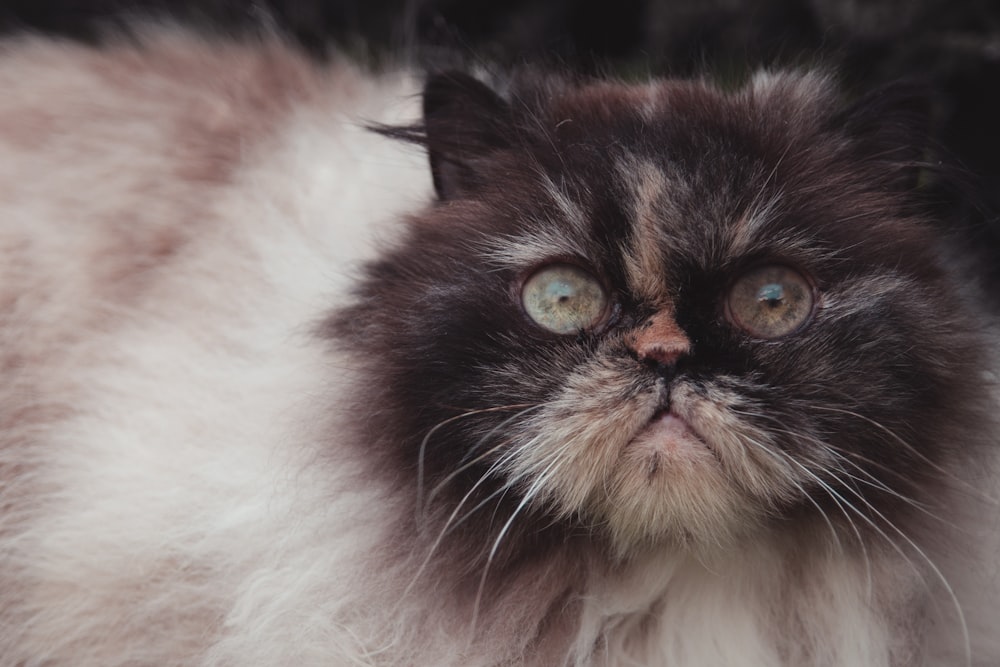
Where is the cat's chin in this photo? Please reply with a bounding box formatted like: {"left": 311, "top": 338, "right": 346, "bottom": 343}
{"left": 582, "top": 390, "right": 768, "bottom": 555}
{"left": 510, "top": 366, "right": 795, "bottom": 555}
{"left": 559, "top": 374, "right": 820, "bottom": 556}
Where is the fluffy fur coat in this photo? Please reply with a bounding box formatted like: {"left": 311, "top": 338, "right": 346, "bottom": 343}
{"left": 1, "top": 29, "right": 998, "bottom": 666}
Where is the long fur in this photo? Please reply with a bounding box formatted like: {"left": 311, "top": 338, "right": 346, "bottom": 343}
{"left": 0, "top": 29, "right": 998, "bottom": 666}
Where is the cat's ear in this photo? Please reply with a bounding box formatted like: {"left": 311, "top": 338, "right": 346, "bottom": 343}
{"left": 422, "top": 71, "right": 512, "bottom": 200}
{"left": 834, "top": 81, "right": 933, "bottom": 191}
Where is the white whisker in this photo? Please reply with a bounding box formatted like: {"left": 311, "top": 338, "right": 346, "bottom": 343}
{"left": 730, "top": 409, "right": 946, "bottom": 522}
{"left": 415, "top": 403, "right": 537, "bottom": 525}
{"left": 831, "top": 471, "right": 973, "bottom": 667}
{"left": 470, "top": 451, "right": 568, "bottom": 633}
{"left": 400, "top": 433, "right": 539, "bottom": 607}
{"left": 731, "top": 402, "right": 973, "bottom": 657}
{"left": 793, "top": 434, "right": 938, "bottom": 521}
{"left": 781, "top": 452, "right": 876, "bottom": 599}
{"left": 810, "top": 404, "right": 996, "bottom": 503}
{"left": 739, "top": 433, "right": 869, "bottom": 593}
{"left": 424, "top": 405, "right": 545, "bottom": 514}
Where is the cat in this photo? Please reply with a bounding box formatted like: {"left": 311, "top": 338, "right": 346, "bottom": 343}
{"left": 1, "top": 26, "right": 999, "bottom": 667}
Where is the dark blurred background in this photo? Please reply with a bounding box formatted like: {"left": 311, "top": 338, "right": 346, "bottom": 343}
{"left": 2, "top": 0, "right": 998, "bottom": 278}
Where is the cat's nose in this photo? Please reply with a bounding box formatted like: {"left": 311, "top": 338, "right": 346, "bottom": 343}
{"left": 626, "top": 311, "right": 691, "bottom": 373}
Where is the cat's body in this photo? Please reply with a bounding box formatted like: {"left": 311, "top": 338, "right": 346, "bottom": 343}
{"left": 1, "top": 29, "right": 998, "bottom": 666}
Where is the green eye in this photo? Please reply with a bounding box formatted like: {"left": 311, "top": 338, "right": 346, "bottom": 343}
{"left": 521, "top": 264, "right": 609, "bottom": 334}
{"left": 726, "top": 265, "right": 815, "bottom": 339}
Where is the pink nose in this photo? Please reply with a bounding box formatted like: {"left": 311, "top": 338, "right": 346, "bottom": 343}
{"left": 626, "top": 311, "right": 691, "bottom": 366}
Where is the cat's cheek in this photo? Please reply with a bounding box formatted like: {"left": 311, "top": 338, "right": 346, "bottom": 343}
{"left": 670, "top": 383, "right": 803, "bottom": 502}
{"left": 498, "top": 356, "right": 659, "bottom": 519}
{"left": 507, "top": 391, "right": 653, "bottom": 519}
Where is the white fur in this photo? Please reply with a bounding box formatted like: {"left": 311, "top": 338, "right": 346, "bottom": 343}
{"left": 0, "top": 31, "right": 997, "bottom": 667}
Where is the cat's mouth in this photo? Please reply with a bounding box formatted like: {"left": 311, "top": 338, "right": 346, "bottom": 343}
{"left": 630, "top": 406, "right": 714, "bottom": 463}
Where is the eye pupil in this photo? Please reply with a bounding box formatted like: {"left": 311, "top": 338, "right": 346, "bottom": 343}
{"left": 757, "top": 283, "right": 784, "bottom": 307}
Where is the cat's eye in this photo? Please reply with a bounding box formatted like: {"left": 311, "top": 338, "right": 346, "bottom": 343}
{"left": 725, "top": 265, "right": 815, "bottom": 339}
{"left": 521, "top": 264, "right": 609, "bottom": 334}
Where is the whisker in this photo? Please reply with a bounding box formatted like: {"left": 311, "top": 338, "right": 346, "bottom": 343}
{"left": 423, "top": 439, "right": 512, "bottom": 515}
{"left": 416, "top": 403, "right": 537, "bottom": 525}
{"left": 774, "top": 425, "right": 943, "bottom": 522}
{"left": 774, "top": 449, "right": 876, "bottom": 598}
{"left": 829, "top": 471, "right": 973, "bottom": 667}
{"left": 729, "top": 409, "right": 948, "bottom": 522}
{"left": 424, "top": 405, "right": 546, "bottom": 516}
{"left": 810, "top": 404, "right": 996, "bottom": 504}
{"left": 730, "top": 408, "right": 911, "bottom": 481}
{"left": 738, "top": 433, "right": 869, "bottom": 592}
{"left": 818, "top": 446, "right": 951, "bottom": 525}
{"left": 731, "top": 404, "right": 971, "bottom": 643}
{"left": 399, "top": 440, "right": 532, "bottom": 607}
{"left": 445, "top": 439, "right": 547, "bottom": 536}
{"left": 456, "top": 405, "right": 547, "bottom": 468}
{"left": 470, "top": 455, "right": 565, "bottom": 633}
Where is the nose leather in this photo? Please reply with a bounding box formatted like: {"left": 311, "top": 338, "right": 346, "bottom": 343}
{"left": 626, "top": 311, "right": 691, "bottom": 367}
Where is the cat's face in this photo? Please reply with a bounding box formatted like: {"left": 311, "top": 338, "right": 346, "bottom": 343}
{"left": 335, "top": 71, "right": 985, "bottom": 555}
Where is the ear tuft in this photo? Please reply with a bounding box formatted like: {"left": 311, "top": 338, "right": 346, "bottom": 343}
{"left": 422, "top": 71, "right": 512, "bottom": 200}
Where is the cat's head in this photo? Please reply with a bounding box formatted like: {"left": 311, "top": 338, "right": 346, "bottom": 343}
{"left": 333, "top": 70, "right": 987, "bottom": 557}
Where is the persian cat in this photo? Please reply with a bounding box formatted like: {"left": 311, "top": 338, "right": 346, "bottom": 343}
{"left": 1, "top": 28, "right": 998, "bottom": 667}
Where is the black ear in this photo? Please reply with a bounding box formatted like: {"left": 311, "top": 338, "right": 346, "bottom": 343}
{"left": 422, "top": 71, "right": 512, "bottom": 200}
{"left": 834, "top": 81, "right": 933, "bottom": 191}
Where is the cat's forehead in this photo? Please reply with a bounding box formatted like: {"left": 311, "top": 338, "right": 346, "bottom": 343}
{"left": 485, "top": 73, "right": 838, "bottom": 289}
{"left": 462, "top": 68, "right": 938, "bottom": 310}
{"left": 608, "top": 151, "right": 792, "bottom": 304}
